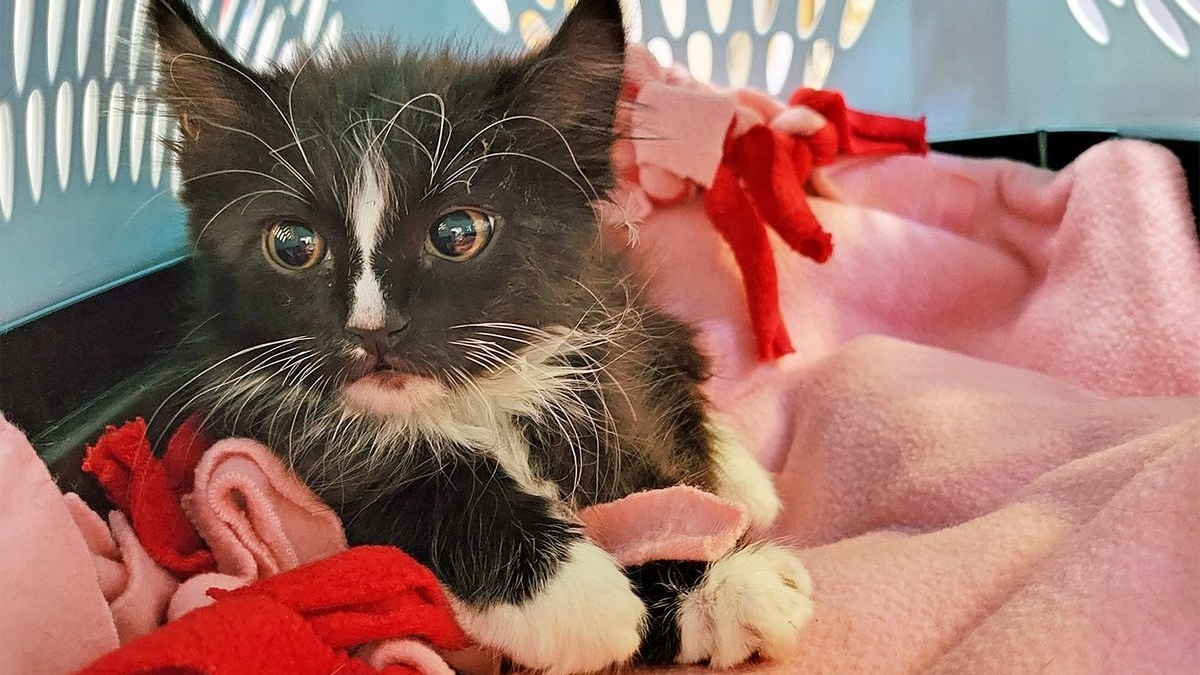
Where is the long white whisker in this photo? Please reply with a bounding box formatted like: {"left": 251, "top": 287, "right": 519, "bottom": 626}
{"left": 195, "top": 189, "right": 306, "bottom": 243}
{"left": 437, "top": 151, "right": 597, "bottom": 210}
{"left": 181, "top": 343, "right": 311, "bottom": 431}
{"left": 440, "top": 114, "right": 596, "bottom": 200}
{"left": 181, "top": 167, "right": 306, "bottom": 194}
{"left": 367, "top": 92, "right": 452, "bottom": 187}
{"left": 285, "top": 50, "right": 320, "bottom": 178}
{"left": 119, "top": 168, "right": 307, "bottom": 230}
{"left": 341, "top": 116, "right": 436, "bottom": 173}
{"left": 197, "top": 117, "right": 316, "bottom": 196}
{"left": 266, "top": 354, "right": 323, "bottom": 440}
{"left": 429, "top": 93, "right": 450, "bottom": 183}
{"left": 143, "top": 336, "right": 313, "bottom": 436}
{"left": 168, "top": 52, "right": 316, "bottom": 184}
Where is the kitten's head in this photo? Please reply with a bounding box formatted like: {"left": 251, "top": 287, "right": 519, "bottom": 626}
{"left": 150, "top": 0, "right": 628, "bottom": 419}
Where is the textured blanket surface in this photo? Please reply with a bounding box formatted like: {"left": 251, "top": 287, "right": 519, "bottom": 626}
{"left": 619, "top": 138, "right": 1200, "bottom": 675}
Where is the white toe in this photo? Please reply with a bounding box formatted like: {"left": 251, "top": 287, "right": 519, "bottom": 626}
{"left": 677, "top": 543, "right": 814, "bottom": 668}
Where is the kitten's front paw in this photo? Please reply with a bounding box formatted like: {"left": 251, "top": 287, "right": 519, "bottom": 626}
{"left": 677, "top": 543, "right": 814, "bottom": 668}
{"left": 455, "top": 541, "right": 646, "bottom": 675}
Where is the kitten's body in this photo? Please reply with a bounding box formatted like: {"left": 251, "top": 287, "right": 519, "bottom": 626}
{"left": 146, "top": 0, "right": 811, "bottom": 671}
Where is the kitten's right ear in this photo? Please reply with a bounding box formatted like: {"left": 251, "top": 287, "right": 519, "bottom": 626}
{"left": 149, "top": 0, "right": 258, "bottom": 138}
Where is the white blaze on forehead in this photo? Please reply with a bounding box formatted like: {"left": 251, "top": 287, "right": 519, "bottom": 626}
{"left": 347, "top": 147, "right": 390, "bottom": 330}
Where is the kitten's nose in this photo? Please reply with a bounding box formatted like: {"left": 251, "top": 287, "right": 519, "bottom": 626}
{"left": 346, "top": 313, "right": 411, "bottom": 354}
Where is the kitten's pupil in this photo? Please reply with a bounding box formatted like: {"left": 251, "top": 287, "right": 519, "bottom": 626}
{"left": 427, "top": 209, "right": 494, "bottom": 261}
{"left": 274, "top": 223, "right": 320, "bottom": 267}
{"left": 265, "top": 221, "right": 326, "bottom": 270}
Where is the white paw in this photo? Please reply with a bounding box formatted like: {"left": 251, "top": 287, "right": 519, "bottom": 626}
{"left": 454, "top": 541, "right": 646, "bottom": 675}
{"left": 677, "top": 543, "right": 814, "bottom": 668}
{"left": 708, "top": 420, "right": 783, "bottom": 529}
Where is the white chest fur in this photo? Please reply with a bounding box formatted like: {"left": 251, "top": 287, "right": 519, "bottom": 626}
{"left": 338, "top": 331, "right": 594, "bottom": 500}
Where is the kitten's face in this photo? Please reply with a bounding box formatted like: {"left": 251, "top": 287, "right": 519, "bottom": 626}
{"left": 151, "top": 0, "right": 626, "bottom": 415}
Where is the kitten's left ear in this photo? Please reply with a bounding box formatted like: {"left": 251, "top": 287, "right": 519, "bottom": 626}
{"left": 514, "top": 0, "right": 627, "bottom": 137}
{"left": 149, "top": 0, "right": 263, "bottom": 139}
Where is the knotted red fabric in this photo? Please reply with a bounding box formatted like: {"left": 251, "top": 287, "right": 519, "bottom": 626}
{"left": 73, "top": 547, "right": 469, "bottom": 675}
{"left": 79, "top": 420, "right": 470, "bottom": 675}
{"left": 82, "top": 416, "right": 217, "bottom": 575}
{"left": 703, "top": 88, "right": 928, "bottom": 361}
{"left": 207, "top": 546, "right": 464, "bottom": 651}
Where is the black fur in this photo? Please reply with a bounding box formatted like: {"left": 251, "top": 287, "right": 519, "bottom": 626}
{"left": 145, "top": 0, "right": 738, "bottom": 667}
{"left": 342, "top": 451, "right": 582, "bottom": 605}
{"left": 628, "top": 560, "right": 709, "bottom": 665}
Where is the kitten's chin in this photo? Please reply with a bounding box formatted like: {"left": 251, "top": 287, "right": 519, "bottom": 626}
{"left": 341, "top": 373, "right": 447, "bottom": 417}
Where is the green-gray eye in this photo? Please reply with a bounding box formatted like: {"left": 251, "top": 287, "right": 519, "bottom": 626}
{"left": 426, "top": 209, "right": 495, "bottom": 261}
{"left": 263, "top": 220, "right": 326, "bottom": 271}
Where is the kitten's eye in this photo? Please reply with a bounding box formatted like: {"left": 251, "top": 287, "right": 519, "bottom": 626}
{"left": 263, "top": 220, "right": 327, "bottom": 271}
{"left": 426, "top": 209, "right": 495, "bottom": 261}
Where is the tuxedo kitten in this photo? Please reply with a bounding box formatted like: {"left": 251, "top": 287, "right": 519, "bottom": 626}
{"left": 147, "top": 0, "right": 812, "bottom": 671}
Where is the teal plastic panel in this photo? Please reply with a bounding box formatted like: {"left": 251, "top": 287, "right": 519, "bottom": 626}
{"left": 2, "top": 0, "right": 1197, "bottom": 329}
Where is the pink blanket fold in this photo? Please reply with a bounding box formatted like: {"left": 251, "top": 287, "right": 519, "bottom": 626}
{"left": 578, "top": 485, "right": 750, "bottom": 567}
{"left": 0, "top": 415, "right": 119, "bottom": 675}
{"left": 760, "top": 338, "right": 1197, "bottom": 675}
{"left": 170, "top": 439, "right": 347, "bottom": 621}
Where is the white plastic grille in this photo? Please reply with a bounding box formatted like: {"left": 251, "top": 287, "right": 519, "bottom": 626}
{"left": 1, "top": 0, "right": 345, "bottom": 223}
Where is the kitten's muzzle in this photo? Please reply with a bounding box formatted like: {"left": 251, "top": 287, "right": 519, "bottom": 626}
{"left": 346, "top": 313, "right": 411, "bottom": 361}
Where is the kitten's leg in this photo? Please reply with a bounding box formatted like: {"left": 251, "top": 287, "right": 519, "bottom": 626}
{"left": 706, "top": 418, "right": 783, "bottom": 530}
{"left": 623, "top": 411, "right": 811, "bottom": 667}
{"left": 636, "top": 317, "right": 782, "bottom": 529}
{"left": 340, "top": 453, "right": 645, "bottom": 675}
{"left": 676, "top": 423, "right": 812, "bottom": 666}
{"left": 636, "top": 335, "right": 810, "bottom": 666}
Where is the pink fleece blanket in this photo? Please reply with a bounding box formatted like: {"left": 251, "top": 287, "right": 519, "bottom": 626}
{"left": 614, "top": 136, "right": 1200, "bottom": 673}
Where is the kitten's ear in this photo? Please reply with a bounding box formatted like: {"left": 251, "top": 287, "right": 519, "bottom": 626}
{"left": 543, "top": 0, "right": 626, "bottom": 61}
{"left": 515, "top": 0, "right": 627, "bottom": 136}
{"left": 149, "top": 0, "right": 259, "bottom": 138}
